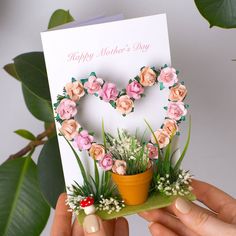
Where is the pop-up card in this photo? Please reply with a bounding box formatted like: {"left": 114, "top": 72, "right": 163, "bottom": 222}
{"left": 41, "top": 14, "right": 194, "bottom": 223}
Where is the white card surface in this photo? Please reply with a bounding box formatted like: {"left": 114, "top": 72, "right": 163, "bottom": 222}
{"left": 41, "top": 14, "right": 171, "bottom": 188}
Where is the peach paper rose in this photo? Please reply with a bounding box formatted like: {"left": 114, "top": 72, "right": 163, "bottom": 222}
{"left": 158, "top": 67, "right": 178, "bottom": 87}
{"left": 59, "top": 119, "right": 80, "bottom": 140}
{"left": 65, "top": 81, "right": 85, "bottom": 102}
{"left": 89, "top": 144, "right": 105, "bottom": 160}
{"left": 112, "top": 160, "right": 127, "bottom": 175}
{"left": 116, "top": 95, "right": 134, "bottom": 115}
{"left": 167, "top": 102, "right": 187, "bottom": 121}
{"left": 151, "top": 129, "right": 170, "bottom": 149}
{"left": 139, "top": 67, "right": 157, "bottom": 87}
{"left": 163, "top": 119, "right": 178, "bottom": 137}
{"left": 169, "top": 83, "right": 187, "bottom": 102}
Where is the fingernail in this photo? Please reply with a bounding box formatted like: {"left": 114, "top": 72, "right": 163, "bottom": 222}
{"left": 148, "top": 221, "right": 154, "bottom": 228}
{"left": 83, "top": 214, "right": 100, "bottom": 233}
{"left": 175, "top": 197, "right": 191, "bottom": 214}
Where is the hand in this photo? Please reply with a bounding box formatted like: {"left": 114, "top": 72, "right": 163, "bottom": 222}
{"left": 51, "top": 193, "right": 129, "bottom": 236}
{"left": 139, "top": 179, "right": 236, "bottom": 236}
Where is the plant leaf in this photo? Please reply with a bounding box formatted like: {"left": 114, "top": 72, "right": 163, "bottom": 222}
{"left": 48, "top": 9, "right": 74, "bottom": 29}
{"left": 14, "top": 52, "right": 51, "bottom": 101}
{"left": 174, "top": 116, "right": 191, "bottom": 172}
{"left": 14, "top": 129, "right": 36, "bottom": 141}
{"left": 0, "top": 157, "right": 50, "bottom": 236}
{"left": 37, "top": 136, "right": 65, "bottom": 208}
{"left": 22, "top": 84, "right": 54, "bottom": 122}
{"left": 194, "top": 0, "right": 236, "bottom": 28}
{"left": 3, "top": 63, "right": 20, "bottom": 81}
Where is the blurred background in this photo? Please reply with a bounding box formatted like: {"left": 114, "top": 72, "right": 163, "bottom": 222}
{"left": 0, "top": 0, "right": 236, "bottom": 235}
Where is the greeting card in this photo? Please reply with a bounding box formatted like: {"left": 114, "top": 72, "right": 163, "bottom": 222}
{"left": 41, "top": 13, "right": 194, "bottom": 223}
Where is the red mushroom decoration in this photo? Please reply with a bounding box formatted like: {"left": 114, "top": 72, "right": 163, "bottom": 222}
{"left": 80, "top": 196, "right": 96, "bottom": 215}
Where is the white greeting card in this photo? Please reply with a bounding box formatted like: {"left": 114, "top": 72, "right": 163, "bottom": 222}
{"left": 41, "top": 13, "right": 171, "bottom": 189}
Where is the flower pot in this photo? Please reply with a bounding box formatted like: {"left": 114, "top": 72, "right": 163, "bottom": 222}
{"left": 111, "top": 167, "right": 153, "bottom": 205}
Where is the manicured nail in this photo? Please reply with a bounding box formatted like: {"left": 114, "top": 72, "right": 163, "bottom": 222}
{"left": 175, "top": 198, "right": 191, "bottom": 214}
{"left": 83, "top": 214, "right": 100, "bottom": 233}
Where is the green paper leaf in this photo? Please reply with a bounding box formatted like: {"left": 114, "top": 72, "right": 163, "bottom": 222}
{"left": 71, "top": 77, "right": 77, "bottom": 82}
{"left": 14, "top": 129, "right": 36, "bottom": 141}
{"left": 48, "top": 9, "right": 74, "bottom": 29}
{"left": 38, "top": 136, "right": 65, "bottom": 208}
{"left": 160, "top": 82, "right": 165, "bottom": 90}
{"left": 14, "top": 52, "right": 51, "bottom": 101}
{"left": 0, "top": 157, "right": 50, "bottom": 236}
{"left": 194, "top": 0, "right": 236, "bottom": 28}
{"left": 90, "top": 72, "right": 96, "bottom": 77}
{"left": 80, "top": 78, "right": 88, "bottom": 85}
{"left": 3, "top": 63, "right": 20, "bottom": 81}
{"left": 22, "top": 84, "right": 54, "bottom": 122}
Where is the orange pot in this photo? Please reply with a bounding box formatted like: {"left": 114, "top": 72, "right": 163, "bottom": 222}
{"left": 111, "top": 167, "right": 153, "bottom": 205}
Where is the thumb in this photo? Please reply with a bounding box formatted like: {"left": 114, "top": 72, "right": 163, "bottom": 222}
{"left": 83, "top": 214, "right": 107, "bottom": 236}
{"left": 173, "top": 198, "right": 236, "bottom": 236}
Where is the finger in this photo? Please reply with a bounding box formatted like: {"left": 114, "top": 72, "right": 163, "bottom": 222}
{"left": 148, "top": 222, "right": 178, "bottom": 236}
{"left": 173, "top": 197, "right": 236, "bottom": 236}
{"left": 139, "top": 209, "right": 198, "bottom": 236}
{"left": 83, "top": 214, "right": 107, "bottom": 235}
{"left": 191, "top": 179, "right": 235, "bottom": 213}
{"left": 114, "top": 217, "right": 129, "bottom": 236}
{"left": 51, "top": 193, "right": 72, "bottom": 236}
{"left": 102, "top": 219, "right": 115, "bottom": 235}
{"left": 72, "top": 218, "right": 84, "bottom": 236}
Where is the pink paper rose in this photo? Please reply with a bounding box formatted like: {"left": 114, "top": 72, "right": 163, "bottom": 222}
{"left": 89, "top": 143, "right": 105, "bottom": 160}
{"left": 84, "top": 76, "right": 103, "bottom": 94}
{"left": 139, "top": 67, "right": 157, "bottom": 87}
{"left": 59, "top": 119, "right": 80, "bottom": 140}
{"left": 167, "top": 102, "right": 187, "bottom": 121}
{"left": 74, "top": 130, "right": 94, "bottom": 150}
{"left": 146, "top": 143, "right": 158, "bottom": 159}
{"left": 116, "top": 95, "right": 134, "bottom": 115}
{"left": 56, "top": 98, "right": 77, "bottom": 120}
{"left": 169, "top": 83, "right": 187, "bottom": 102}
{"left": 163, "top": 119, "right": 178, "bottom": 137}
{"left": 99, "top": 82, "right": 118, "bottom": 102}
{"left": 158, "top": 67, "right": 178, "bottom": 87}
{"left": 112, "top": 160, "right": 127, "bottom": 175}
{"left": 151, "top": 129, "right": 170, "bottom": 149}
{"left": 99, "top": 153, "right": 113, "bottom": 171}
{"left": 126, "top": 81, "right": 144, "bottom": 99}
{"left": 65, "top": 81, "right": 85, "bottom": 101}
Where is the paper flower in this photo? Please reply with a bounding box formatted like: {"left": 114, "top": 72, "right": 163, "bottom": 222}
{"left": 116, "top": 95, "right": 134, "bottom": 115}
{"left": 167, "top": 102, "right": 187, "bottom": 121}
{"left": 112, "top": 160, "right": 127, "bottom": 175}
{"left": 158, "top": 67, "right": 178, "bottom": 87}
{"left": 89, "top": 143, "right": 105, "bottom": 160}
{"left": 162, "top": 119, "right": 178, "bottom": 137}
{"left": 146, "top": 143, "right": 158, "bottom": 159}
{"left": 126, "top": 81, "right": 144, "bottom": 99}
{"left": 151, "top": 129, "right": 170, "bottom": 149}
{"left": 169, "top": 83, "right": 187, "bottom": 102}
{"left": 74, "top": 130, "right": 94, "bottom": 150}
{"left": 139, "top": 66, "right": 157, "bottom": 87}
{"left": 65, "top": 81, "right": 85, "bottom": 101}
{"left": 99, "top": 153, "right": 113, "bottom": 171}
{"left": 99, "top": 82, "right": 118, "bottom": 102}
{"left": 59, "top": 119, "right": 80, "bottom": 140}
{"left": 84, "top": 75, "right": 103, "bottom": 94}
{"left": 56, "top": 98, "right": 77, "bottom": 120}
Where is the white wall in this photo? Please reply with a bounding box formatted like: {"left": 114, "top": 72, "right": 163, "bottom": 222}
{"left": 1, "top": 1, "right": 236, "bottom": 235}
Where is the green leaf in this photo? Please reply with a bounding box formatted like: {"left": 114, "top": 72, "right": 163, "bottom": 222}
{"left": 14, "top": 129, "right": 36, "bottom": 141}
{"left": 174, "top": 116, "right": 191, "bottom": 172}
{"left": 44, "top": 122, "right": 56, "bottom": 138}
{"left": 14, "top": 52, "right": 51, "bottom": 101}
{"left": 3, "top": 63, "right": 20, "bottom": 81}
{"left": 48, "top": 9, "right": 74, "bottom": 29}
{"left": 22, "top": 84, "right": 54, "bottom": 122}
{"left": 0, "top": 157, "right": 50, "bottom": 236}
{"left": 194, "top": 0, "right": 236, "bottom": 28}
{"left": 37, "top": 136, "right": 65, "bottom": 208}
{"left": 160, "top": 82, "right": 165, "bottom": 90}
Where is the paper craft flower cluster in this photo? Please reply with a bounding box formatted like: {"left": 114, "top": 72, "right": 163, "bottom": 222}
{"left": 54, "top": 65, "right": 188, "bottom": 171}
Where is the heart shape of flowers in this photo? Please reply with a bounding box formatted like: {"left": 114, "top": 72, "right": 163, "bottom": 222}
{"left": 54, "top": 65, "right": 188, "bottom": 167}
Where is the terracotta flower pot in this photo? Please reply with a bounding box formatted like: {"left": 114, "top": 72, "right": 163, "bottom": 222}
{"left": 111, "top": 167, "right": 153, "bottom": 205}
